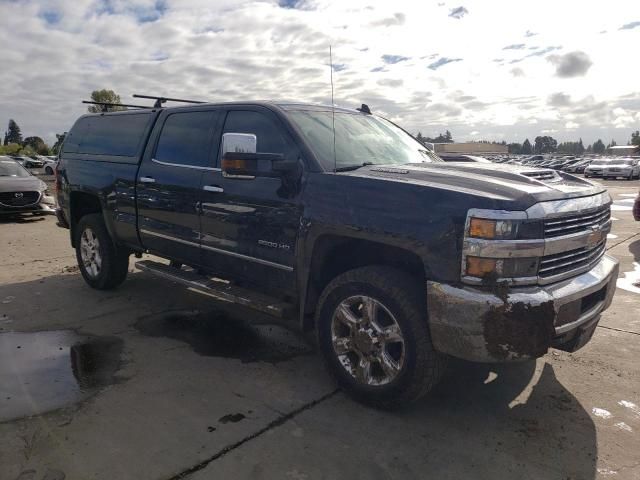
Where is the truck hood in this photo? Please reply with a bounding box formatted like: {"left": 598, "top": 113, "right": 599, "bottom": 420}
{"left": 0, "top": 176, "right": 46, "bottom": 192}
{"left": 339, "top": 162, "right": 604, "bottom": 208}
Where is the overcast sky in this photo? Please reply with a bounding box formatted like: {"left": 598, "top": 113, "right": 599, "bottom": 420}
{"left": 0, "top": 0, "right": 638, "bottom": 146}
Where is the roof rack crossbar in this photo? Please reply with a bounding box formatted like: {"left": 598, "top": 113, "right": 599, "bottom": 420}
{"left": 133, "top": 94, "right": 206, "bottom": 108}
{"left": 82, "top": 100, "right": 150, "bottom": 112}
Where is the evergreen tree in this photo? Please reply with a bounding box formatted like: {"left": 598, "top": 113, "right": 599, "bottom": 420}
{"left": 444, "top": 130, "right": 453, "bottom": 143}
{"left": 4, "top": 119, "right": 23, "bottom": 145}
{"left": 522, "top": 138, "right": 532, "bottom": 154}
{"left": 630, "top": 131, "right": 640, "bottom": 146}
{"left": 593, "top": 139, "right": 605, "bottom": 154}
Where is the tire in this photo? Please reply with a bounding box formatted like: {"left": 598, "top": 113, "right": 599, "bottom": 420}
{"left": 628, "top": 171, "right": 634, "bottom": 181}
{"left": 316, "top": 266, "right": 446, "bottom": 409}
{"left": 45, "top": 166, "right": 54, "bottom": 175}
{"left": 74, "top": 213, "right": 129, "bottom": 289}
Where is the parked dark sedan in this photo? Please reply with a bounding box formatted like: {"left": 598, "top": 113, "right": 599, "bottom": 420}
{"left": 0, "top": 158, "right": 55, "bottom": 216}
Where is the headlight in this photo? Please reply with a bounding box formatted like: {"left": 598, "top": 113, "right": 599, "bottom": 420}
{"left": 467, "top": 217, "right": 543, "bottom": 240}
{"left": 469, "top": 218, "right": 514, "bottom": 239}
{"left": 465, "top": 256, "right": 539, "bottom": 279}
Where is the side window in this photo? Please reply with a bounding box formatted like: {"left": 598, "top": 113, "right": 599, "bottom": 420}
{"left": 64, "top": 113, "right": 152, "bottom": 157}
{"left": 154, "top": 111, "right": 216, "bottom": 167}
{"left": 222, "top": 110, "right": 292, "bottom": 156}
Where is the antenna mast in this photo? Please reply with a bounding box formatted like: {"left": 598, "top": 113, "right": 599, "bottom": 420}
{"left": 330, "top": 45, "right": 337, "bottom": 172}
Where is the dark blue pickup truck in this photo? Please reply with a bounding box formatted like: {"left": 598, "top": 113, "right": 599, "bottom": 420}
{"left": 56, "top": 101, "right": 618, "bottom": 407}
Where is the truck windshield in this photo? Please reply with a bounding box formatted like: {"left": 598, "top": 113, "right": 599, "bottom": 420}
{"left": 286, "top": 110, "right": 440, "bottom": 171}
{"left": 0, "top": 160, "right": 30, "bottom": 177}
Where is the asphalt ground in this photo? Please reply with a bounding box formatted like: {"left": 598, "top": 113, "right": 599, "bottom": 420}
{"left": 0, "top": 176, "right": 638, "bottom": 480}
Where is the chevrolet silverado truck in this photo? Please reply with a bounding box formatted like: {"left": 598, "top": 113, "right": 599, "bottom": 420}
{"left": 55, "top": 102, "right": 619, "bottom": 408}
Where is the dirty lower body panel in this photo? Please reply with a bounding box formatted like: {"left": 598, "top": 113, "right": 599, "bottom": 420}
{"left": 426, "top": 255, "right": 619, "bottom": 362}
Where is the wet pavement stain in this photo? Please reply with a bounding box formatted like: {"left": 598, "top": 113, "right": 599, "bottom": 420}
{"left": 134, "top": 310, "right": 312, "bottom": 363}
{"left": 219, "top": 413, "right": 246, "bottom": 424}
{"left": 0, "top": 331, "right": 123, "bottom": 422}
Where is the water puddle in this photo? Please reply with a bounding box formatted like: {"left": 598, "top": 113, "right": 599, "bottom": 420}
{"left": 135, "top": 310, "right": 311, "bottom": 363}
{"left": 0, "top": 331, "right": 123, "bottom": 422}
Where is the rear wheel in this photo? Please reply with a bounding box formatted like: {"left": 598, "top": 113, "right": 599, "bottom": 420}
{"left": 45, "top": 166, "right": 54, "bottom": 175}
{"left": 316, "top": 266, "right": 446, "bottom": 409}
{"left": 628, "top": 171, "right": 634, "bottom": 181}
{"left": 74, "top": 214, "right": 129, "bottom": 289}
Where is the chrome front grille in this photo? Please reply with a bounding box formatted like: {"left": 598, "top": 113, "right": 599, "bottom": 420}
{"left": 0, "top": 191, "right": 40, "bottom": 207}
{"left": 544, "top": 205, "right": 610, "bottom": 238}
{"left": 539, "top": 240, "right": 606, "bottom": 281}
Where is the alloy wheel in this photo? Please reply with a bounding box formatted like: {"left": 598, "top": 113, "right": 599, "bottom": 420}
{"left": 331, "top": 295, "right": 406, "bottom": 386}
{"left": 80, "top": 228, "right": 102, "bottom": 278}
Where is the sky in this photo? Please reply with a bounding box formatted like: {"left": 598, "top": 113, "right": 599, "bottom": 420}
{"left": 0, "top": 0, "right": 639, "bottom": 147}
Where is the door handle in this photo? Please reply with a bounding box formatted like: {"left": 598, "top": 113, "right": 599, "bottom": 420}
{"left": 203, "top": 185, "right": 224, "bottom": 193}
{"left": 139, "top": 176, "right": 156, "bottom": 184}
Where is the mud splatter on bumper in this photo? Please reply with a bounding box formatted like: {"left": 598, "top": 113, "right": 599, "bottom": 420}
{"left": 426, "top": 255, "right": 619, "bottom": 362}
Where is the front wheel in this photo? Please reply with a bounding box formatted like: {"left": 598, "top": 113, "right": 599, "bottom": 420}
{"left": 316, "top": 266, "right": 446, "bottom": 409}
{"left": 45, "top": 166, "right": 54, "bottom": 175}
{"left": 74, "top": 214, "right": 130, "bottom": 289}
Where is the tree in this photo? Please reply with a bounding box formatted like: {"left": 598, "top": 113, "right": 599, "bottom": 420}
{"left": 607, "top": 139, "right": 617, "bottom": 148}
{"left": 0, "top": 143, "right": 21, "bottom": 155}
{"left": 593, "top": 139, "right": 605, "bottom": 154}
{"left": 23, "top": 136, "right": 49, "bottom": 155}
{"left": 586, "top": 144, "right": 593, "bottom": 153}
{"left": 631, "top": 130, "right": 640, "bottom": 146}
{"left": 87, "top": 89, "right": 126, "bottom": 113}
{"left": 4, "top": 119, "right": 23, "bottom": 145}
{"left": 534, "top": 136, "right": 557, "bottom": 154}
{"left": 508, "top": 142, "right": 522, "bottom": 154}
{"left": 522, "top": 138, "right": 532, "bottom": 154}
{"left": 444, "top": 130, "right": 453, "bottom": 143}
{"left": 51, "top": 133, "right": 66, "bottom": 154}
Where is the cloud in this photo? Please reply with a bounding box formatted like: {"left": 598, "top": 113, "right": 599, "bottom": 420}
{"left": 428, "top": 57, "right": 463, "bottom": 70}
{"left": 547, "top": 51, "right": 593, "bottom": 78}
{"left": 510, "top": 67, "right": 525, "bottom": 77}
{"left": 381, "top": 55, "right": 410, "bottom": 64}
{"left": 525, "top": 30, "right": 537, "bottom": 37}
{"left": 619, "top": 21, "right": 640, "bottom": 30}
{"left": 565, "top": 121, "right": 579, "bottom": 129}
{"left": 449, "top": 7, "right": 469, "bottom": 19}
{"left": 377, "top": 78, "right": 403, "bottom": 88}
{"left": 548, "top": 92, "right": 572, "bottom": 107}
{"left": 526, "top": 46, "right": 562, "bottom": 57}
{"left": 370, "top": 12, "right": 405, "bottom": 27}
{"left": 503, "top": 44, "right": 526, "bottom": 50}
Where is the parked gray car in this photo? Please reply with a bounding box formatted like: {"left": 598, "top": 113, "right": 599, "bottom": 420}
{"left": 0, "top": 157, "right": 55, "bottom": 216}
{"left": 602, "top": 158, "right": 640, "bottom": 180}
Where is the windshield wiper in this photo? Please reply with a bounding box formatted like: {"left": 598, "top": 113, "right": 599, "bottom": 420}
{"left": 335, "top": 162, "right": 375, "bottom": 172}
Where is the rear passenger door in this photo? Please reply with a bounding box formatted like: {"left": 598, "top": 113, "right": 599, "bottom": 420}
{"left": 137, "top": 109, "right": 220, "bottom": 266}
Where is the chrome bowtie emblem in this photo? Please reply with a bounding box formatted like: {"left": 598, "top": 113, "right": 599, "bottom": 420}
{"left": 14, "top": 192, "right": 23, "bottom": 198}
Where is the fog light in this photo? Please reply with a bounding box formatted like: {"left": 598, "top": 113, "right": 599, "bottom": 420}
{"left": 466, "top": 257, "right": 502, "bottom": 277}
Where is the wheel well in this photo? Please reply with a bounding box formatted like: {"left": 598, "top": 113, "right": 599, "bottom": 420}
{"left": 303, "top": 236, "right": 426, "bottom": 329}
{"left": 69, "top": 192, "right": 102, "bottom": 247}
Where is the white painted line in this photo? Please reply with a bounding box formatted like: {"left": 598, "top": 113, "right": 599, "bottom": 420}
{"left": 614, "top": 422, "right": 632, "bottom": 432}
{"left": 592, "top": 407, "right": 613, "bottom": 419}
{"left": 617, "top": 263, "right": 640, "bottom": 295}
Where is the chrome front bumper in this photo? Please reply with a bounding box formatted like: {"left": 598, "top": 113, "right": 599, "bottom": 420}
{"left": 426, "top": 254, "right": 619, "bottom": 362}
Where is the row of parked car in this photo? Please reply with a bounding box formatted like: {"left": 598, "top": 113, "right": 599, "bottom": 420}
{"left": 488, "top": 155, "right": 640, "bottom": 180}
{"left": 4, "top": 155, "right": 58, "bottom": 174}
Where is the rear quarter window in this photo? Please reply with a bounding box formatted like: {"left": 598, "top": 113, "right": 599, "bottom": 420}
{"left": 63, "top": 112, "right": 153, "bottom": 158}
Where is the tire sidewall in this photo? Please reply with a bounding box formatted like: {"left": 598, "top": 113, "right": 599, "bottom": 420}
{"left": 317, "top": 279, "right": 420, "bottom": 402}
